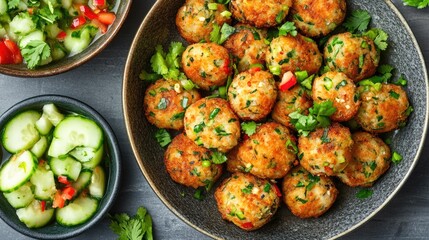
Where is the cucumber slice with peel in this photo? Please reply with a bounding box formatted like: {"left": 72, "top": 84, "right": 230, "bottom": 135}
{"left": 30, "top": 163, "right": 56, "bottom": 201}
{"left": 2, "top": 110, "right": 41, "bottom": 153}
{"left": 30, "top": 136, "right": 48, "bottom": 158}
{"left": 88, "top": 166, "right": 105, "bottom": 199}
{"left": 42, "top": 103, "right": 64, "bottom": 126}
{"left": 48, "top": 116, "right": 103, "bottom": 158}
{"left": 49, "top": 156, "right": 82, "bottom": 181}
{"left": 72, "top": 170, "right": 92, "bottom": 195}
{"left": 16, "top": 199, "right": 54, "bottom": 228}
{"left": 70, "top": 146, "right": 99, "bottom": 162}
{"left": 35, "top": 113, "right": 53, "bottom": 135}
{"left": 82, "top": 145, "right": 104, "bottom": 169}
{"left": 0, "top": 151, "right": 37, "bottom": 192}
{"left": 3, "top": 182, "right": 34, "bottom": 209}
{"left": 56, "top": 195, "right": 98, "bottom": 226}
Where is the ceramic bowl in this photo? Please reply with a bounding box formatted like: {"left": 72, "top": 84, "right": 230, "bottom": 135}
{"left": 0, "top": 0, "right": 132, "bottom": 78}
{"left": 123, "top": 0, "right": 428, "bottom": 239}
{"left": 0, "top": 95, "right": 121, "bottom": 239}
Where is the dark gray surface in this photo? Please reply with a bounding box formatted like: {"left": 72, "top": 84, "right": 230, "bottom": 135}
{"left": 0, "top": 0, "right": 428, "bottom": 239}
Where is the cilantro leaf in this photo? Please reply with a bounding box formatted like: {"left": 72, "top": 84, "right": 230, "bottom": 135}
{"left": 8, "top": 0, "right": 20, "bottom": 10}
{"left": 241, "top": 121, "right": 257, "bottom": 136}
{"left": 343, "top": 10, "right": 371, "bottom": 33}
{"left": 391, "top": 151, "right": 403, "bottom": 164}
{"left": 139, "top": 70, "right": 161, "bottom": 81}
{"left": 210, "top": 23, "right": 236, "bottom": 44}
{"left": 362, "top": 64, "right": 395, "bottom": 84}
{"left": 109, "top": 206, "right": 153, "bottom": 240}
{"left": 403, "top": 0, "right": 429, "bottom": 8}
{"left": 363, "top": 28, "right": 388, "bottom": 51}
{"left": 155, "top": 129, "right": 171, "bottom": 147}
{"left": 21, "top": 40, "right": 51, "bottom": 69}
{"left": 211, "top": 151, "right": 228, "bottom": 164}
{"left": 165, "top": 42, "right": 185, "bottom": 69}
{"left": 279, "top": 21, "right": 297, "bottom": 37}
{"left": 289, "top": 101, "right": 336, "bottom": 136}
{"left": 356, "top": 189, "right": 373, "bottom": 199}
{"left": 145, "top": 42, "right": 186, "bottom": 81}
{"left": 150, "top": 45, "right": 169, "bottom": 76}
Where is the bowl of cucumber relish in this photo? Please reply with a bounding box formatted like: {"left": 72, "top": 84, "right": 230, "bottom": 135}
{"left": 0, "top": 95, "right": 120, "bottom": 239}
{"left": 0, "top": 0, "right": 131, "bottom": 77}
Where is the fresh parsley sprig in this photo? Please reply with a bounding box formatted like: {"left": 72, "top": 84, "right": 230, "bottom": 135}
{"left": 343, "top": 10, "right": 371, "bottom": 33}
{"left": 109, "top": 206, "right": 153, "bottom": 240}
{"left": 21, "top": 40, "right": 51, "bottom": 69}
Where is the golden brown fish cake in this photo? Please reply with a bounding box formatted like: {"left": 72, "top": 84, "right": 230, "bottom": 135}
{"left": 223, "top": 24, "right": 268, "bottom": 72}
{"left": 282, "top": 166, "right": 338, "bottom": 218}
{"left": 176, "top": 0, "right": 231, "bottom": 43}
{"left": 214, "top": 172, "right": 281, "bottom": 231}
{"left": 184, "top": 97, "right": 241, "bottom": 153}
{"left": 266, "top": 34, "right": 322, "bottom": 76}
{"left": 228, "top": 69, "right": 278, "bottom": 121}
{"left": 237, "top": 122, "right": 297, "bottom": 179}
{"left": 144, "top": 79, "right": 201, "bottom": 130}
{"left": 164, "top": 134, "right": 223, "bottom": 189}
{"left": 324, "top": 32, "right": 379, "bottom": 82}
{"left": 182, "top": 42, "right": 232, "bottom": 90}
{"left": 298, "top": 122, "right": 353, "bottom": 176}
{"left": 272, "top": 84, "right": 313, "bottom": 130}
{"left": 230, "top": 0, "right": 293, "bottom": 28}
{"left": 336, "top": 132, "right": 391, "bottom": 187}
{"left": 290, "top": 0, "right": 347, "bottom": 37}
{"left": 312, "top": 71, "right": 360, "bottom": 122}
{"left": 355, "top": 83, "right": 411, "bottom": 133}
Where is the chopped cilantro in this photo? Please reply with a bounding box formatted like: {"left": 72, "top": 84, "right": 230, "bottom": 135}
{"left": 403, "top": 0, "right": 429, "bottom": 9}
{"left": 194, "top": 188, "right": 205, "bottom": 200}
{"left": 392, "top": 151, "right": 403, "bottom": 164}
{"left": 241, "top": 121, "right": 257, "bottom": 136}
{"left": 241, "top": 183, "right": 254, "bottom": 194}
{"left": 356, "top": 189, "right": 373, "bottom": 199}
{"left": 278, "top": 21, "right": 297, "bottom": 37}
{"left": 289, "top": 101, "right": 336, "bottom": 136}
{"left": 211, "top": 151, "right": 227, "bottom": 164}
{"left": 363, "top": 28, "right": 389, "bottom": 51}
{"left": 155, "top": 129, "right": 171, "bottom": 147}
{"left": 210, "top": 23, "right": 236, "bottom": 44}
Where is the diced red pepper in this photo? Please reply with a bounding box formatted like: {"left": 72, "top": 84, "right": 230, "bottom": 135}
{"left": 241, "top": 222, "right": 254, "bottom": 229}
{"left": 0, "top": 39, "right": 22, "bottom": 64}
{"left": 91, "top": 19, "right": 107, "bottom": 34}
{"left": 279, "top": 71, "right": 297, "bottom": 92}
{"left": 248, "top": 67, "right": 261, "bottom": 74}
{"left": 221, "top": 57, "right": 232, "bottom": 75}
{"left": 97, "top": 12, "right": 116, "bottom": 25}
{"left": 80, "top": 5, "right": 98, "bottom": 20}
{"left": 38, "top": 159, "right": 46, "bottom": 166}
{"left": 27, "top": 8, "right": 34, "bottom": 15}
{"left": 324, "top": 166, "right": 334, "bottom": 175}
{"left": 58, "top": 175, "right": 71, "bottom": 185}
{"left": 40, "top": 200, "right": 46, "bottom": 212}
{"left": 93, "top": 0, "right": 107, "bottom": 9}
{"left": 52, "top": 191, "right": 65, "bottom": 209}
{"left": 272, "top": 183, "right": 282, "bottom": 197}
{"left": 62, "top": 186, "right": 76, "bottom": 200}
{"left": 242, "top": 134, "right": 249, "bottom": 141}
{"left": 71, "top": 16, "right": 87, "bottom": 29}
{"left": 56, "top": 31, "right": 67, "bottom": 41}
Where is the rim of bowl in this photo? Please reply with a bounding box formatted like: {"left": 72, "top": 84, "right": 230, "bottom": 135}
{"left": 0, "top": 0, "right": 132, "bottom": 78}
{"left": 0, "top": 94, "right": 121, "bottom": 239}
{"left": 123, "top": 0, "right": 429, "bottom": 239}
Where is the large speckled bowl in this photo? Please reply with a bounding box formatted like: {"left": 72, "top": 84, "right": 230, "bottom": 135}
{"left": 0, "top": 95, "right": 121, "bottom": 239}
{"left": 0, "top": 0, "right": 131, "bottom": 78}
{"left": 123, "top": 0, "right": 428, "bottom": 239}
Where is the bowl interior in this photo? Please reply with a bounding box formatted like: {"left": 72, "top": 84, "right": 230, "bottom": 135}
{"left": 0, "top": 0, "right": 132, "bottom": 77}
{"left": 123, "top": 0, "right": 428, "bottom": 239}
{"left": 0, "top": 95, "right": 121, "bottom": 239}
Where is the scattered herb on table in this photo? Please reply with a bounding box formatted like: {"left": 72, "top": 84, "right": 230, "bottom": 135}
{"left": 109, "top": 206, "right": 153, "bottom": 240}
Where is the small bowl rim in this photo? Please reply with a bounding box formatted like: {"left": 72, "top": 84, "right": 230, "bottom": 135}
{"left": 0, "top": 94, "right": 121, "bottom": 239}
{"left": 0, "top": 0, "right": 133, "bottom": 78}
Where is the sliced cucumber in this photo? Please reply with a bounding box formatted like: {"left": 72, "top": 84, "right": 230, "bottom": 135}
{"left": 82, "top": 145, "right": 104, "bottom": 169}
{"left": 50, "top": 41, "right": 68, "bottom": 61}
{"left": 42, "top": 103, "right": 64, "bottom": 126}
{"left": 3, "top": 182, "right": 34, "bottom": 209}
{"left": 0, "top": 0, "right": 7, "bottom": 15}
{"left": 30, "top": 136, "right": 48, "bottom": 158}
{"left": 30, "top": 163, "right": 57, "bottom": 201}
{"left": 49, "top": 156, "right": 82, "bottom": 181}
{"left": 2, "top": 110, "right": 41, "bottom": 153}
{"left": 19, "top": 30, "right": 45, "bottom": 49}
{"left": 9, "top": 12, "right": 36, "bottom": 36}
{"left": 64, "top": 27, "right": 94, "bottom": 55}
{"left": 70, "top": 146, "right": 99, "bottom": 163}
{"left": 0, "top": 151, "right": 37, "bottom": 193}
{"left": 16, "top": 199, "right": 54, "bottom": 228}
{"left": 35, "top": 113, "right": 53, "bottom": 136}
{"left": 56, "top": 195, "right": 98, "bottom": 226}
{"left": 47, "top": 116, "right": 103, "bottom": 158}
{"left": 88, "top": 166, "right": 105, "bottom": 199}
{"left": 72, "top": 170, "right": 92, "bottom": 194}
